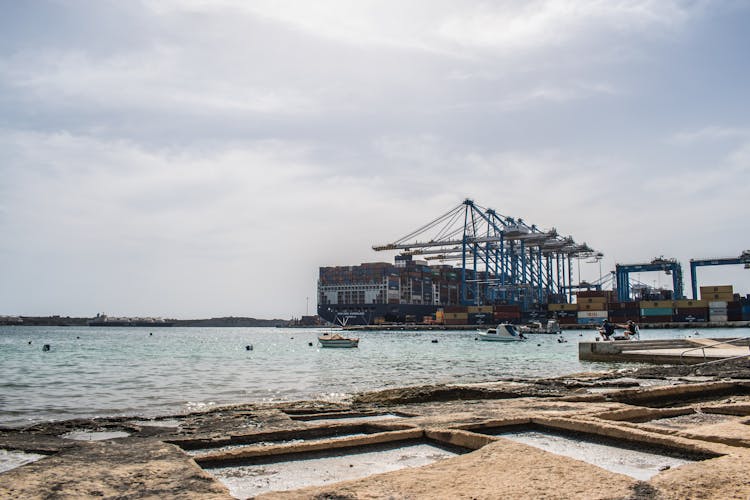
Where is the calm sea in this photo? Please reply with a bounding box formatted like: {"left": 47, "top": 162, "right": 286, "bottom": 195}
{"left": 0, "top": 326, "right": 745, "bottom": 427}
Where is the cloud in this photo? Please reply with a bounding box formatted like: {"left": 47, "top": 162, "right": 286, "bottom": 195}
{"left": 1, "top": 1, "right": 750, "bottom": 316}
{"left": 668, "top": 126, "right": 750, "bottom": 145}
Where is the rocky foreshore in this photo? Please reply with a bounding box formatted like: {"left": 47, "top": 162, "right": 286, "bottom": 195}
{"left": 2, "top": 360, "right": 750, "bottom": 499}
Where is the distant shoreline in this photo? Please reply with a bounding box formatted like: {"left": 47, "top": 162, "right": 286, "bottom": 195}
{"left": 0, "top": 316, "right": 293, "bottom": 328}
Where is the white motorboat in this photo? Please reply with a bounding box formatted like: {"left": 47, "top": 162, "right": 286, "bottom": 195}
{"left": 478, "top": 323, "right": 526, "bottom": 342}
{"left": 318, "top": 333, "right": 359, "bottom": 348}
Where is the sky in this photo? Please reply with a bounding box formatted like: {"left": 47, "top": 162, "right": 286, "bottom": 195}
{"left": 1, "top": 0, "right": 749, "bottom": 319}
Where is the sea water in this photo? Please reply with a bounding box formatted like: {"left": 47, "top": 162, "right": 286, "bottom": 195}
{"left": 0, "top": 326, "right": 743, "bottom": 427}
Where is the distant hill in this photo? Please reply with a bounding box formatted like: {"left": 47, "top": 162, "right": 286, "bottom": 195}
{"left": 2, "top": 316, "right": 291, "bottom": 327}
{"left": 171, "top": 317, "right": 289, "bottom": 327}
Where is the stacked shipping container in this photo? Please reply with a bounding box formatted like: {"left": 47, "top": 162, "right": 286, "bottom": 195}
{"left": 701, "top": 285, "right": 732, "bottom": 322}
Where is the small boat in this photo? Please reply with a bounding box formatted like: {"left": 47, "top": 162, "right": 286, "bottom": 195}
{"left": 546, "top": 319, "right": 561, "bottom": 334}
{"left": 478, "top": 323, "right": 526, "bottom": 342}
{"left": 518, "top": 319, "right": 561, "bottom": 334}
{"left": 318, "top": 333, "right": 359, "bottom": 348}
{"left": 518, "top": 321, "right": 544, "bottom": 334}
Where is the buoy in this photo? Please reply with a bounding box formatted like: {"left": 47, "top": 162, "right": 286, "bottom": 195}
{"left": 474, "top": 337, "right": 478, "bottom": 341}
{"left": 245, "top": 345, "right": 253, "bottom": 351}
{"left": 291, "top": 337, "right": 294, "bottom": 339}
{"left": 537, "top": 344, "right": 541, "bottom": 347}
{"left": 431, "top": 339, "right": 438, "bottom": 343}
{"left": 308, "top": 342, "right": 313, "bottom": 346}
{"left": 42, "top": 344, "right": 51, "bottom": 352}
{"left": 28, "top": 341, "right": 32, "bottom": 345}
{"left": 149, "top": 332, "right": 153, "bottom": 336}
{"left": 76, "top": 336, "right": 80, "bottom": 339}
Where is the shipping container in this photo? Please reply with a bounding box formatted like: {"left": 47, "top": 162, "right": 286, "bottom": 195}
{"left": 443, "top": 312, "right": 468, "bottom": 319}
{"left": 467, "top": 306, "right": 493, "bottom": 313}
{"left": 701, "top": 292, "right": 734, "bottom": 301}
{"left": 576, "top": 290, "right": 614, "bottom": 299}
{"left": 727, "top": 312, "right": 742, "bottom": 322}
{"left": 641, "top": 307, "right": 673, "bottom": 317}
{"left": 640, "top": 315, "right": 672, "bottom": 323}
{"left": 577, "top": 297, "right": 608, "bottom": 304}
{"left": 577, "top": 317, "right": 604, "bottom": 325}
{"left": 709, "top": 314, "right": 728, "bottom": 322}
{"left": 673, "top": 312, "right": 707, "bottom": 322}
{"left": 675, "top": 307, "right": 709, "bottom": 315}
{"left": 548, "top": 304, "right": 577, "bottom": 311}
{"left": 558, "top": 317, "right": 577, "bottom": 325}
{"left": 577, "top": 310, "right": 608, "bottom": 319}
{"left": 444, "top": 318, "right": 467, "bottom": 326}
{"left": 577, "top": 303, "right": 607, "bottom": 311}
{"left": 674, "top": 299, "right": 707, "bottom": 308}
{"left": 494, "top": 305, "right": 521, "bottom": 312}
{"left": 640, "top": 300, "right": 674, "bottom": 309}
{"left": 609, "top": 309, "right": 638, "bottom": 318}
{"left": 494, "top": 312, "right": 521, "bottom": 320}
{"left": 468, "top": 313, "right": 491, "bottom": 324}
{"left": 608, "top": 302, "right": 640, "bottom": 310}
{"left": 444, "top": 305, "right": 468, "bottom": 313}
{"left": 708, "top": 301, "right": 728, "bottom": 308}
{"left": 700, "top": 285, "right": 733, "bottom": 294}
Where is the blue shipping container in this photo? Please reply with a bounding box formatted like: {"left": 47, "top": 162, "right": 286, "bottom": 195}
{"left": 578, "top": 317, "right": 604, "bottom": 325}
{"left": 641, "top": 307, "right": 673, "bottom": 317}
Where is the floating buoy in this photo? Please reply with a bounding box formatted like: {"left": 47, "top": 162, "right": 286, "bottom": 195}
{"left": 28, "top": 341, "right": 32, "bottom": 345}
{"left": 474, "top": 337, "right": 478, "bottom": 341}
{"left": 42, "top": 344, "right": 51, "bottom": 352}
{"left": 245, "top": 345, "right": 253, "bottom": 351}
{"left": 149, "top": 332, "right": 153, "bottom": 336}
{"left": 431, "top": 339, "right": 438, "bottom": 343}
{"left": 76, "top": 336, "right": 80, "bottom": 339}
{"left": 290, "top": 337, "right": 294, "bottom": 339}
{"left": 537, "top": 344, "right": 541, "bottom": 347}
{"left": 308, "top": 342, "right": 313, "bottom": 346}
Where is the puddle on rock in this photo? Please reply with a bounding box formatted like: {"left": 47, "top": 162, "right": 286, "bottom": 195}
{"left": 187, "top": 433, "right": 368, "bottom": 457}
{"left": 0, "top": 449, "right": 46, "bottom": 473}
{"left": 130, "top": 419, "right": 181, "bottom": 428}
{"left": 293, "top": 414, "right": 404, "bottom": 424}
{"left": 61, "top": 430, "right": 131, "bottom": 441}
{"left": 646, "top": 412, "right": 735, "bottom": 430}
{"left": 495, "top": 429, "right": 699, "bottom": 480}
{"left": 206, "top": 441, "right": 461, "bottom": 498}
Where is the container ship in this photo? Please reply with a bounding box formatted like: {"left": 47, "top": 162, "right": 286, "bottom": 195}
{"left": 318, "top": 200, "right": 749, "bottom": 327}
{"left": 317, "top": 258, "right": 750, "bottom": 327}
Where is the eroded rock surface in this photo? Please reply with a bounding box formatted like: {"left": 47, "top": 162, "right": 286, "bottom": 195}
{"left": 2, "top": 362, "right": 750, "bottom": 499}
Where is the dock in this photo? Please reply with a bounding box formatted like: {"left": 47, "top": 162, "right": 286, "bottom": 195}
{"left": 579, "top": 337, "right": 750, "bottom": 364}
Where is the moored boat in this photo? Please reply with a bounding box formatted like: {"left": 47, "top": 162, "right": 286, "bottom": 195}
{"left": 318, "top": 333, "right": 360, "bottom": 348}
{"left": 478, "top": 323, "right": 525, "bottom": 342}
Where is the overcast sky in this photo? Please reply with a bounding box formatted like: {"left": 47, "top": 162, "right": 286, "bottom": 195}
{"left": 2, "top": 1, "right": 749, "bottom": 319}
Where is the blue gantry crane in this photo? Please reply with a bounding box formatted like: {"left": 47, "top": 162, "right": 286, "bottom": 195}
{"left": 615, "top": 257, "right": 685, "bottom": 303}
{"left": 372, "top": 199, "right": 600, "bottom": 309}
{"left": 689, "top": 250, "right": 750, "bottom": 299}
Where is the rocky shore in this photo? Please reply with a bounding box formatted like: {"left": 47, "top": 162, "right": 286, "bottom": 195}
{"left": 2, "top": 360, "right": 750, "bottom": 499}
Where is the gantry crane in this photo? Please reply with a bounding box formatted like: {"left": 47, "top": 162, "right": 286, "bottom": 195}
{"left": 372, "top": 199, "right": 600, "bottom": 308}
{"left": 689, "top": 250, "right": 750, "bottom": 299}
{"left": 615, "top": 257, "right": 685, "bottom": 302}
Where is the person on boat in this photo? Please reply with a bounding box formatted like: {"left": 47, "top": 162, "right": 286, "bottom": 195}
{"left": 599, "top": 319, "right": 615, "bottom": 341}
